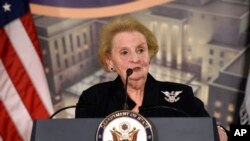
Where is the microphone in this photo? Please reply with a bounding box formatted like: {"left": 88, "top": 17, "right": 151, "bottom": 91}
{"left": 123, "top": 68, "right": 133, "bottom": 110}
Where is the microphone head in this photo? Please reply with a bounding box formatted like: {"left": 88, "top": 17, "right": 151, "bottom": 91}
{"left": 126, "top": 68, "right": 133, "bottom": 76}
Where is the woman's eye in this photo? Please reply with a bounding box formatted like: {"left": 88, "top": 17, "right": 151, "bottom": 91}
{"left": 138, "top": 48, "right": 144, "bottom": 53}
{"left": 121, "top": 51, "right": 128, "bottom": 55}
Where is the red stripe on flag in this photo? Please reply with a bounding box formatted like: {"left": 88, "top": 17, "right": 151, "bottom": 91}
{"left": 0, "top": 101, "right": 22, "bottom": 141}
{"left": 20, "top": 12, "right": 43, "bottom": 63}
{"left": 0, "top": 28, "right": 49, "bottom": 119}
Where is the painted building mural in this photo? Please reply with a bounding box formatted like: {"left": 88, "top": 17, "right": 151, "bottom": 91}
{"left": 32, "top": 0, "right": 249, "bottom": 129}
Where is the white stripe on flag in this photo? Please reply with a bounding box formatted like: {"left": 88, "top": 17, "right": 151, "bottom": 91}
{"left": 0, "top": 60, "right": 33, "bottom": 141}
{"left": 4, "top": 19, "right": 53, "bottom": 114}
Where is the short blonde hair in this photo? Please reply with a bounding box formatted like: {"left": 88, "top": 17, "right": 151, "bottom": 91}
{"left": 98, "top": 16, "right": 158, "bottom": 71}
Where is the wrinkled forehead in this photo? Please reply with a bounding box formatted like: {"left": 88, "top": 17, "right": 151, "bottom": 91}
{"left": 111, "top": 31, "right": 147, "bottom": 47}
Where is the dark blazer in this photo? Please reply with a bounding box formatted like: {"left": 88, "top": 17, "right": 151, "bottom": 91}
{"left": 75, "top": 73, "right": 209, "bottom": 118}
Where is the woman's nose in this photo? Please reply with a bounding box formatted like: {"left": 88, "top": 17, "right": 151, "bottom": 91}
{"left": 130, "top": 52, "right": 139, "bottom": 63}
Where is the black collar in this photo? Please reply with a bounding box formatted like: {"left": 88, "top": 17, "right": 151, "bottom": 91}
{"left": 112, "top": 73, "right": 159, "bottom": 110}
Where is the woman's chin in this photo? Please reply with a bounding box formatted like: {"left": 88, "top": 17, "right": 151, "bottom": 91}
{"left": 129, "top": 73, "right": 147, "bottom": 82}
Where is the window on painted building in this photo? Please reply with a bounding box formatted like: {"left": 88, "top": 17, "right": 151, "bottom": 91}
{"left": 187, "top": 46, "right": 192, "bottom": 52}
{"left": 201, "top": 14, "right": 205, "bottom": 19}
{"left": 83, "top": 32, "right": 87, "bottom": 45}
{"left": 220, "top": 51, "right": 225, "bottom": 58}
{"left": 228, "top": 104, "right": 235, "bottom": 112}
{"left": 209, "top": 49, "right": 214, "bottom": 55}
{"left": 62, "top": 37, "right": 67, "bottom": 54}
{"left": 59, "top": 75, "right": 63, "bottom": 80}
{"left": 209, "top": 58, "right": 213, "bottom": 65}
{"left": 70, "top": 34, "right": 74, "bottom": 52}
{"left": 72, "top": 55, "right": 75, "bottom": 64}
{"left": 207, "top": 77, "right": 211, "bottom": 81}
{"left": 77, "top": 35, "right": 81, "bottom": 47}
{"left": 78, "top": 52, "right": 82, "bottom": 60}
{"left": 54, "top": 40, "right": 58, "bottom": 50}
{"left": 65, "top": 59, "right": 69, "bottom": 68}
{"left": 56, "top": 54, "right": 61, "bottom": 68}
{"left": 213, "top": 111, "right": 221, "bottom": 119}
{"left": 86, "top": 61, "right": 89, "bottom": 67}
{"left": 83, "top": 50, "right": 88, "bottom": 56}
{"left": 227, "top": 115, "right": 233, "bottom": 123}
{"left": 215, "top": 100, "right": 222, "bottom": 108}
{"left": 219, "top": 61, "right": 224, "bottom": 67}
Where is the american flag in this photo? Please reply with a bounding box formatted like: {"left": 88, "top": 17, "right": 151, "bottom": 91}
{"left": 0, "top": 0, "right": 53, "bottom": 141}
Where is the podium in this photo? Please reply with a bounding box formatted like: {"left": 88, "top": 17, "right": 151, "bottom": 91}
{"left": 31, "top": 117, "right": 219, "bottom": 141}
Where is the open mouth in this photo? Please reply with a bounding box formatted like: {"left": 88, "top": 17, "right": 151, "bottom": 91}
{"left": 132, "top": 67, "right": 141, "bottom": 72}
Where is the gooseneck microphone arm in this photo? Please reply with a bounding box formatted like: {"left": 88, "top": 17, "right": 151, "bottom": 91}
{"left": 50, "top": 105, "right": 77, "bottom": 119}
{"left": 123, "top": 68, "right": 133, "bottom": 110}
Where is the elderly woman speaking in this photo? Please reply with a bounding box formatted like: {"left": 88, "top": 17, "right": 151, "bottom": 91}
{"left": 75, "top": 16, "right": 228, "bottom": 141}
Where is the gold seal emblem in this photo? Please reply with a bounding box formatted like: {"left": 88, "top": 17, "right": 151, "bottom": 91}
{"left": 96, "top": 110, "right": 153, "bottom": 141}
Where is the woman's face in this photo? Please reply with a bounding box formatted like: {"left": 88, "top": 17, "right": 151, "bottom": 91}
{"left": 106, "top": 31, "right": 150, "bottom": 86}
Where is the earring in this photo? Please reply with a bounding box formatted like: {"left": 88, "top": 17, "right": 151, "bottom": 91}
{"left": 110, "top": 67, "right": 114, "bottom": 71}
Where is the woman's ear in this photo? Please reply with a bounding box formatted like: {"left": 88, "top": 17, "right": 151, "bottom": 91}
{"left": 105, "top": 55, "right": 114, "bottom": 71}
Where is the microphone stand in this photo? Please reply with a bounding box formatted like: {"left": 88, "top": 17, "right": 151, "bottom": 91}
{"left": 50, "top": 105, "right": 77, "bottom": 119}
{"left": 123, "top": 68, "right": 133, "bottom": 110}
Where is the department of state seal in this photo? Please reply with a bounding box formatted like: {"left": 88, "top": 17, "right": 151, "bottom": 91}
{"left": 96, "top": 110, "right": 153, "bottom": 141}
